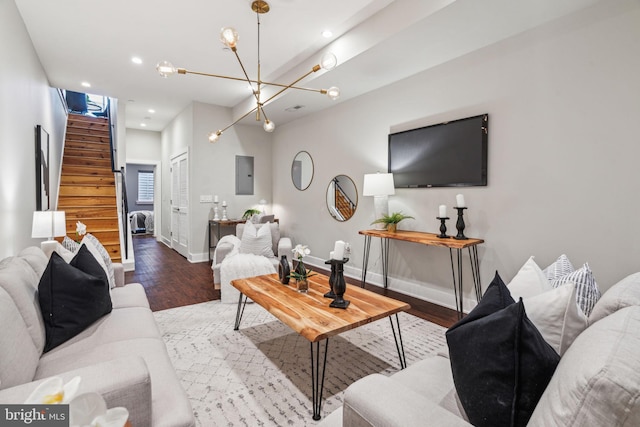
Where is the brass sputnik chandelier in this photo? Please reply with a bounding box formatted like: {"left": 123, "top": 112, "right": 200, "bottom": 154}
{"left": 156, "top": 0, "right": 340, "bottom": 143}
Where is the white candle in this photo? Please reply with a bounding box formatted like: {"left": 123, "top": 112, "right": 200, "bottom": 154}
{"left": 332, "top": 240, "right": 345, "bottom": 260}
{"left": 456, "top": 194, "right": 466, "bottom": 208}
{"left": 439, "top": 205, "right": 447, "bottom": 218}
{"left": 222, "top": 200, "right": 227, "bottom": 207}
{"left": 329, "top": 251, "right": 334, "bottom": 259}
{"left": 214, "top": 195, "right": 219, "bottom": 203}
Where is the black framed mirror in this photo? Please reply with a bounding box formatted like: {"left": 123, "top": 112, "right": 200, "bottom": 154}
{"left": 326, "top": 175, "right": 357, "bottom": 221}
{"left": 291, "top": 151, "right": 314, "bottom": 191}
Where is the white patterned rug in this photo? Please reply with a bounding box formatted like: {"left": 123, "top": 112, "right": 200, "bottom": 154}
{"left": 154, "top": 300, "right": 447, "bottom": 426}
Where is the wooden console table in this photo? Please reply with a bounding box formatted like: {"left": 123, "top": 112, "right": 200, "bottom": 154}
{"left": 359, "top": 229, "right": 484, "bottom": 319}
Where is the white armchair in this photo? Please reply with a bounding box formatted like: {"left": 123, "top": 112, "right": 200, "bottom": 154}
{"left": 211, "top": 222, "right": 292, "bottom": 286}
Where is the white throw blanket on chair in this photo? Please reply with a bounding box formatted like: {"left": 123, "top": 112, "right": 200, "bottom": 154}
{"left": 220, "top": 253, "right": 276, "bottom": 304}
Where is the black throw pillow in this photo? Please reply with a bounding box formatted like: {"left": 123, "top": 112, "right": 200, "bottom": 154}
{"left": 445, "top": 272, "right": 560, "bottom": 427}
{"left": 38, "top": 248, "right": 112, "bottom": 352}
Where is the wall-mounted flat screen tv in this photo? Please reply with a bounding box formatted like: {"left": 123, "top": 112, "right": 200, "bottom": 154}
{"left": 388, "top": 114, "right": 488, "bottom": 188}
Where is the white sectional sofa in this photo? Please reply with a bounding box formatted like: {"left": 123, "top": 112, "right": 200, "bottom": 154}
{"left": 321, "top": 272, "right": 640, "bottom": 426}
{"left": 0, "top": 246, "right": 195, "bottom": 427}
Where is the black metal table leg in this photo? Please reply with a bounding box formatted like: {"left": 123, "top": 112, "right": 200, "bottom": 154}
{"left": 449, "top": 249, "right": 462, "bottom": 319}
{"left": 381, "top": 237, "right": 390, "bottom": 289}
{"left": 469, "top": 246, "right": 482, "bottom": 302}
{"left": 310, "top": 339, "right": 329, "bottom": 420}
{"left": 388, "top": 314, "right": 407, "bottom": 369}
{"left": 233, "top": 292, "right": 248, "bottom": 331}
{"left": 361, "top": 235, "right": 372, "bottom": 288}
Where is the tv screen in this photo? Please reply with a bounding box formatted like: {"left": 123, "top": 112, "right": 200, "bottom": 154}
{"left": 388, "top": 114, "right": 488, "bottom": 188}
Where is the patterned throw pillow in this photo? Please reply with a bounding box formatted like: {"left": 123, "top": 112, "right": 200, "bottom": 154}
{"left": 62, "top": 236, "right": 80, "bottom": 253}
{"left": 543, "top": 254, "right": 575, "bottom": 281}
{"left": 80, "top": 234, "right": 116, "bottom": 289}
{"left": 550, "top": 263, "right": 601, "bottom": 317}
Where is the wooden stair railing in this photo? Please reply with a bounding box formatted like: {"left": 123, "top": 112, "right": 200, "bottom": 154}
{"left": 58, "top": 113, "right": 121, "bottom": 262}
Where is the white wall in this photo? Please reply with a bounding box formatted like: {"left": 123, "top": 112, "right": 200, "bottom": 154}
{"left": 0, "top": 0, "right": 67, "bottom": 259}
{"left": 126, "top": 128, "right": 161, "bottom": 161}
{"left": 271, "top": 2, "right": 640, "bottom": 311}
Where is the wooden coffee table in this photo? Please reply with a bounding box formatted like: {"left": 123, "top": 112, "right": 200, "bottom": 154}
{"left": 231, "top": 272, "right": 411, "bottom": 420}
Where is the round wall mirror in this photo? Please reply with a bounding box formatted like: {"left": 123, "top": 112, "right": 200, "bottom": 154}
{"left": 291, "top": 151, "right": 314, "bottom": 191}
{"left": 326, "top": 175, "right": 358, "bottom": 221}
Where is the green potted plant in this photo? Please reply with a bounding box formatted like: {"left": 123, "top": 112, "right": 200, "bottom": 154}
{"left": 371, "top": 212, "right": 414, "bottom": 233}
{"left": 242, "top": 208, "right": 262, "bottom": 220}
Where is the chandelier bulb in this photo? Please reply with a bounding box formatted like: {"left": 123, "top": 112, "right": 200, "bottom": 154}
{"left": 208, "top": 130, "right": 222, "bottom": 143}
{"left": 156, "top": 60, "right": 177, "bottom": 78}
{"left": 320, "top": 52, "right": 338, "bottom": 71}
{"left": 220, "top": 27, "right": 239, "bottom": 49}
{"left": 263, "top": 120, "right": 275, "bottom": 133}
{"left": 326, "top": 86, "right": 341, "bottom": 100}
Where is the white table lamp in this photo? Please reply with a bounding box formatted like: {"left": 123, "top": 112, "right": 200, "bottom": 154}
{"left": 363, "top": 173, "right": 395, "bottom": 229}
{"left": 32, "top": 211, "right": 66, "bottom": 257}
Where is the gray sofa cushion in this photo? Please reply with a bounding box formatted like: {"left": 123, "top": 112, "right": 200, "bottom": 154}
{"left": 589, "top": 272, "right": 640, "bottom": 324}
{"left": 529, "top": 306, "right": 640, "bottom": 426}
{"left": 0, "top": 287, "right": 40, "bottom": 389}
{"left": 0, "top": 256, "right": 46, "bottom": 352}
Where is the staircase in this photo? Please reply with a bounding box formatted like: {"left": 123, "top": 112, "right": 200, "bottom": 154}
{"left": 58, "top": 114, "right": 122, "bottom": 262}
{"left": 335, "top": 187, "right": 355, "bottom": 220}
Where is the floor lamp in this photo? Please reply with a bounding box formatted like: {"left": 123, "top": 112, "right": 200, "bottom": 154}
{"left": 363, "top": 173, "right": 395, "bottom": 230}
{"left": 32, "top": 211, "right": 66, "bottom": 257}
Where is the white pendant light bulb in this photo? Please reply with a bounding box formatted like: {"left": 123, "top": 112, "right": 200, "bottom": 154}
{"left": 263, "top": 120, "right": 275, "bottom": 132}
{"left": 220, "top": 27, "right": 239, "bottom": 49}
{"left": 208, "top": 130, "right": 222, "bottom": 143}
{"left": 320, "top": 52, "right": 338, "bottom": 71}
{"left": 156, "top": 60, "right": 177, "bottom": 78}
{"left": 326, "top": 86, "right": 341, "bottom": 100}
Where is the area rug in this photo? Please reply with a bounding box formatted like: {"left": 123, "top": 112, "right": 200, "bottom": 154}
{"left": 154, "top": 300, "right": 447, "bottom": 426}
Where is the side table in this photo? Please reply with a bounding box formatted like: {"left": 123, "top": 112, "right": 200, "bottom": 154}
{"left": 359, "top": 229, "right": 484, "bottom": 319}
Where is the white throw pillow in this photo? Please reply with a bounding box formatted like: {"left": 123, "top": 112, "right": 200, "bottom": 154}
{"left": 550, "top": 263, "right": 601, "bottom": 317}
{"left": 507, "top": 256, "right": 552, "bottom": 300}
{"left": 523, "top": 283, "right": 588, "bottom": 356}
{"left": 239, "top": 222, "right": 274, "bottom": 258}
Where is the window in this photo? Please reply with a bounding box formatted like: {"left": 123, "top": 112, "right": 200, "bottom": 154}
{"left": 137, "top": 170, "right": 154, "bottom": 204}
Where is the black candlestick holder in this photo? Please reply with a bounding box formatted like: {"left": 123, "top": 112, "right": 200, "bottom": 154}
{"left": 323, "top": 259, "right": 337, "bottom": 299}
{"left": 454, "top": 207, "right": 468, "bottom": 240}
{"left": 329, "top": 258, "right": 350, "bottom": 309}
{"left": 436, "top": 217, "right": 450, "bottom": 238}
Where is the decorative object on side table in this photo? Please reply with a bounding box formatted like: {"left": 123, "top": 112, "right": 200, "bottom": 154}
{"left": 290, "top": 244, "right": 315, "bottom": 293}
{"left": 242, "top": 208, "right": 261, "bottom": 220}
{"left": 454, "top": 194, "right": 468, "bottom": 240}
{"left": 437, "top": 204, "right": 450, "bottom": 238}
{"left": 278, "top": 255, "right": 290, "bottom": 284}
{"left": 75, "top": 221, "right": 87, "bottom": 242}
{"left": 371, "top": 211, "right": 414, "bottom": 233}
{"left": 221, "top": 200, "right": 228, "bottom": 221}
{"left": 213, "top": 195, "right": 220, "bottom": 220}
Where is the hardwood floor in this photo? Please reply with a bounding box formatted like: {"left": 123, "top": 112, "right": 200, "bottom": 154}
{"left": 126, "top": 235, "right": 459, "bottom": 328}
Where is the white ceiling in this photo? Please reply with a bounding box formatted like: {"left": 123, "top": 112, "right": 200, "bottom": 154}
{"left": 15, "top": 0, "right": 601, "bottom": 133}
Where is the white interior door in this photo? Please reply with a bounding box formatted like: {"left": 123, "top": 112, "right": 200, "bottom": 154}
{"left": 170, "top": 152, "right": 189, "bottom": 258}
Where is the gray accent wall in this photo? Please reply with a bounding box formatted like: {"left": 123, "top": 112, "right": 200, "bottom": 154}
{"left": 270, "top": 2, "right": 640, "bottom": 311}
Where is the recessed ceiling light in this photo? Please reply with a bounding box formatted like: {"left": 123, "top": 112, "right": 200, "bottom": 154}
{"left": 131, "top": 56, "right": 143, "bottom": 65}
{"left": 148, "top": 109, "right": 155, "bottom": 113}
{"left": 81, "top": 81, "right": 91, "bottom": 88}
{"left": 140, "top": 123, "right": 147, "bottom": 127}
{"left": 285, "top": 105, "right": 305, "bottom": 112}
{"left": 321, "top": 30, "right": 333, "bottom": 38}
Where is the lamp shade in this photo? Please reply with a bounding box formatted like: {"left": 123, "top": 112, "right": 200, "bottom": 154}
{"left": 363, "top": 173, "right": 395, "bottom": 196}
{"left": 32, "top": 211, "right": 66, "bottom": 239}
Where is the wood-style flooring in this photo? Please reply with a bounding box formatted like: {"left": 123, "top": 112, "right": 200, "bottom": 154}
{"left": 126, "top": 234, "right": 459, "bottom": 328}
